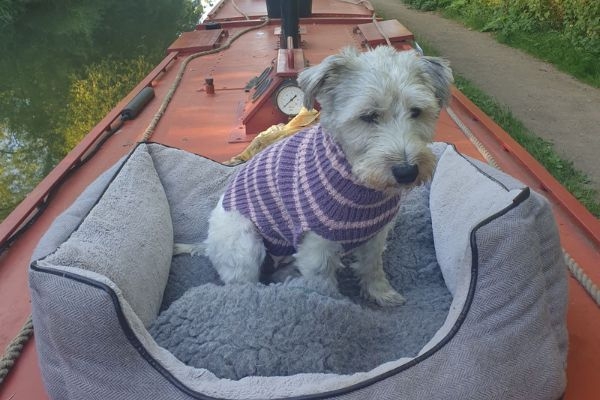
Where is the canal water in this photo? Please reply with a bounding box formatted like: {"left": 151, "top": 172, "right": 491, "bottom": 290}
{"left": 0, "top": 0, "right": 201, "bottom": 220}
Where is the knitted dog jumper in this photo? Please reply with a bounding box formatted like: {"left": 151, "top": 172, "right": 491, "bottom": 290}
{"left": 222, "top": 124, "right": 401, "bottom": 256}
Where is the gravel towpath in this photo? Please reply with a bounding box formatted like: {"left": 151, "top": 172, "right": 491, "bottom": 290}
{"left": 371, "top": 1, "right": 600, "bottom": 199}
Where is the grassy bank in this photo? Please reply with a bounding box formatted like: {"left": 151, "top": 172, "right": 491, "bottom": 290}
{"left": 402, "top": 0, "right": 600, "bottom": 88}
{"left": 415, "top": 40, "right": 600, "bottom": 217}
{"left": 454, "top": 75, "right": 600, "bottom": 216}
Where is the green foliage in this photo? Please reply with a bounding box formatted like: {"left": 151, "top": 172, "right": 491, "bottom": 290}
{"left": 0, "top": 125, "right": 49, "bottom": 221}
{"left": 402, "top": 0, "right": 600, "bottom": 61}
{"left": 415, "top": 36, "right": 600, "bottom": 216}
{"left": 561, "top": 0, "right": 600, "bottom": 51}
{"left": 59, "top": 57, "right": 154, "bottom": 150}
{"left": 0, "top": 0, "right": 201, "bottom": 222}
{"left": 0, "top": 0, "right": 26, "bottom": 27}
{"left": 453, "top": 75, "right": 600, "bottom": 216}
{"left": 405, "top": 0, "right": 452, "bottom": 11}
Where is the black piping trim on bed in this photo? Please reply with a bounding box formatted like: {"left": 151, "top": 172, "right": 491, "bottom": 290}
{"left": 30, "top": 143, "right": 532, "bottom": 400}
{"left": 143, "top": 140, "right": 237, "bottom": 167}
{"left": 451, "top": 145, "right": 512, "bottom": 192}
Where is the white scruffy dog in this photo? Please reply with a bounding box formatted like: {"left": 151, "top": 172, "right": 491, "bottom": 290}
{"left": 175, "top": 46, "right": 453, "bottom": 306}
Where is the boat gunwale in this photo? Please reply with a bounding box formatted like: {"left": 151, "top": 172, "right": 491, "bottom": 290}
{"left": 450, "top": 88, "right": 600, "bottom": 245}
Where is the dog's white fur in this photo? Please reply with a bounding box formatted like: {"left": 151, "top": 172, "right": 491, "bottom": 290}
{"left": 175, "top": 47, "right": 453, "bottom": 306}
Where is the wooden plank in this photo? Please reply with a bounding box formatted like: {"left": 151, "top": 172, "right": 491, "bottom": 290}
{"left": 356, "top": 19, "right": 413, "bottom": 47}
{"left": 167, "top": 30, "right": 224, "bottom": 53}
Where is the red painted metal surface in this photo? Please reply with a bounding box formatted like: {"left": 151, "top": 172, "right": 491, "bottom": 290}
{"left": 167, "top": 29, "right": 225, "bottom": 53}
{"left": 206, "top": 0, "right": 266, "bottom": 21}
{"left": 277, "top": 48, "right": 305, "bottom": 76}
{"left": 1, "top": 1, "right": 598, "bottom": 399}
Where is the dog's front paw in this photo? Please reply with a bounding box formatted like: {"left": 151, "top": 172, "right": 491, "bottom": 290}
{"left": 370, "top": 289, "right": 406, "bottom": 307}
{"left": 173, "top": 243, "right": 206, "bottom": 257}
{"left": 361, "top": 279, "right": 405, "bottom": 307}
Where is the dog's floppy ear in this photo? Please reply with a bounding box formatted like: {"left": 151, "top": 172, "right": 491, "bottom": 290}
{"left": 298, "top": 47, "right": 358, "bottom": 109}
{"left": 418, "top": 56, "right": 454, "bottom": 108}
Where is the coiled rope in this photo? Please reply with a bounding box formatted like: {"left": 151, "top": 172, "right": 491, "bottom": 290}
{"left": 141, "top": 17, "right": 269, "bottom": 141}
{"left": 447, "top": 106, "right": 600, "bottom": 307}
{"left": 564, "top": 251, "right": 600, "bottom": 306}
{"left": 0, "top": 316, "right": 33, "bottom": 385}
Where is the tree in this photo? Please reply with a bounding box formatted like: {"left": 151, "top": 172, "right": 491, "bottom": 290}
{"left": 59, "top": 56, "right": 154, "bottom": 150}
{"left": 0, "top": 0, "right": 201, "bottom": 222}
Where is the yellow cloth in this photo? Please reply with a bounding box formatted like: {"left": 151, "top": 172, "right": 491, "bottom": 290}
{"left": 225, "top": 107, "right": 320, "bottom": 166}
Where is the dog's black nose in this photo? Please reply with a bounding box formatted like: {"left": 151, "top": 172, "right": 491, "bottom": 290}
{"left": 392, "top": 164, "right": 419, "bottom": 184}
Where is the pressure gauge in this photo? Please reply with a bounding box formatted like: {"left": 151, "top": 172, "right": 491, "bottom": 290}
{"left": 275, "top": 82, "right": 304, "bottom": 116}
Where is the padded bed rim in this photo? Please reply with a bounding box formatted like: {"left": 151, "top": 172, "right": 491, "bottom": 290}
{"left": 29, "top": 142, "right": 532, "bottom": 400}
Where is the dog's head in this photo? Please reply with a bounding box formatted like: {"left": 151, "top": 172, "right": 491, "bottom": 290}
{"left": 298, "top": 46, "right": 453, "bottom": 193}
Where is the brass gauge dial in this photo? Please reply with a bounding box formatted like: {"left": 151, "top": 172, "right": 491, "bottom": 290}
{"left": 275, "top": 82, "right": 304, "bottom": 116}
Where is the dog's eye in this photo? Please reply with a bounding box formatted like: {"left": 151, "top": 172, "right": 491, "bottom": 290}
{"left": 360, "top": 111, "right": 379, "bottom": 124}
{"left": 409, "top": 107, "right": 422, "bottom": 118}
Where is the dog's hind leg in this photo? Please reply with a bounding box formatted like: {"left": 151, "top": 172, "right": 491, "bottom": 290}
{"left": 294, "top": 232, "right": 343, "bottom": 288}
{"left": 205, "top": 198, "right": 265, "bottom": 284}
{"left": 350, "top": 223, "right": 405, "bottom": 306}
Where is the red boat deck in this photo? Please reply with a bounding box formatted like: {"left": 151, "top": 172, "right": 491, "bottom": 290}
{"left": 1, "top": 1, "right": 598, "bottom": 399}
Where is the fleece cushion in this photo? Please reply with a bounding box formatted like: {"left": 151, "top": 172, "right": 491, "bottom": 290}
{"left": 38, "top": 147, "right": 173, "bottom": 326}
{"left": 149, "top": 181, "right": 451, "bottom": 379}
{"left": 29, "top": 142, "right": 568, "bottom": 400}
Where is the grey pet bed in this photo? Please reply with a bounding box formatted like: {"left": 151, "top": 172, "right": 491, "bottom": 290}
{"left": 30, "top": 142, "right": 568, "bottom": 400}
{"left": 150, "top": 172, "right": 450, "bottom": 380}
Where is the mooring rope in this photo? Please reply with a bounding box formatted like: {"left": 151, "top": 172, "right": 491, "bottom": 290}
{"left": 445, "top": 106, "right": 500, "bottom": 169}
{"left": 0, "top": 315, "right": 33, "bottom": 385}
{"left": 141, "top": 17, "right": 269, "bottom": 141}
{"left": 372, "top": 12, "right": 392, "bottom": 47}
{"left": 336, "top": 0, "right": 391, "bottom": 47}
{"left": 564, "top": 251, "right": 600, "bottom": 306}
{"left": 447, "top": 105, "right": 600, "bottom": 307}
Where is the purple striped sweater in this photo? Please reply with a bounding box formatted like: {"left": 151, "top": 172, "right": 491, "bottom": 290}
{"left": 222, "top": 124, "right": 401, "bottom": 256}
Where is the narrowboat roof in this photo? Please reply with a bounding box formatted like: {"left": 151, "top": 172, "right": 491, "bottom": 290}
{"left": 0, "top": 1, "right": 598, "bottom": 398}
